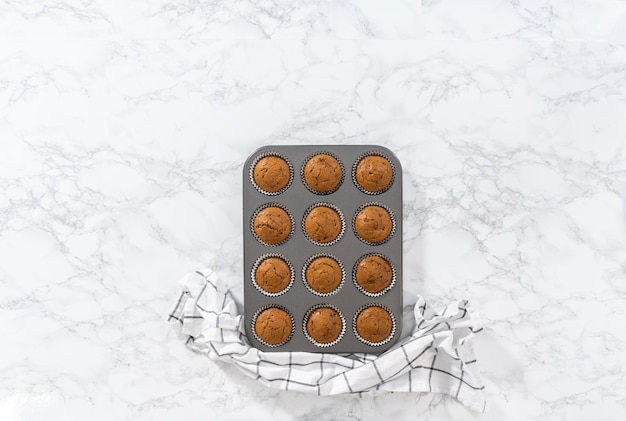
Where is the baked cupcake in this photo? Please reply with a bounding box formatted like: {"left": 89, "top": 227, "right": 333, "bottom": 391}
{"left": 303, "top": 153, "right": 343, "bottom": 193}
{"left": 253, "top": 155, "right": 291, "bottom": 193}
{"left": 305, "top": 255, "right": 343, "bottom": 294}
{"left": 355, "top": 306, "right": 393, "bottom": 344}
{"left": 305, "top": 306, "right": 344, "bottom": 344}
{"left": 253, "top": 206, "right": 292, "bottom": 245}
{"left": 354, "top": 205, "right": 393, "bottom": 244}
{"left": 354, "top": 155, "right": 393, "bottom": 193}
{"left": 254, "top": 306, "right": 293, "bottom": 345}
{"left": 304, "top": 205, "right": 343, "bottom": 244}
{"left": 255, "top": 256, "right": 292, "bottom": 294}
{"left": 355, "top": 255, "right": 393, "bottom": 294}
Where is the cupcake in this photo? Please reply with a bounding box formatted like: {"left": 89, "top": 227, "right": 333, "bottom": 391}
{"left": 305, "top": 255, "right": 343, "bottom": 294}
{"left": 355, "top": 255, "right": 393, "bottom": 294}
{"left": 304, "top": 205, "right": 343, "bottom": 244}
{"left": 355, "top": 155, "right": 393, "bottom": 193}
{"left": 253, "top": 155, "right": 291, "bottom": 193}
{"left": 355, "top": 306, "right": 393, "bottom": 344}
{"left": 255, "top": 256, "right": 292, "bottom": 294}
{"left": 253, "top": 206, "right": 292, "bottom": 245}
{"left": 303, "top": 153, "right": 343, "bottom": 193}
{"left": 354, "top": 205, "right": 393, "bottom": 244}
{"left": 254, "top": 306, "right": 293, "bottom": 345}
{"left": 306, "top": 306, "right": 343, "bottom": 344}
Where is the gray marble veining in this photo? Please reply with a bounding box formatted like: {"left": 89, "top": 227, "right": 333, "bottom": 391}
{"left": 1, "top": 0, "right": 626, "bottom": 420}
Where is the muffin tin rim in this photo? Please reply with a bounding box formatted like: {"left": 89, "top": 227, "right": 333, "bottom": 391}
{"left": 244, "top": 145, "right": 402, "bottom": 353}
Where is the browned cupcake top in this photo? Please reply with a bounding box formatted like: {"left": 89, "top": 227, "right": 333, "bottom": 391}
{"left": 255, "top": 307, "right": 292, "bottom": 345}
{"left": 306, "top": 307, "right": 343, "bottom": 344}
{"left": 355, "top": 155, "right": 393, "bottom": 193}
{"left": 255, "top": 257, "right": 291, "bottom": 293}
{"left": 354, "top": 205, "right": 393, "bottom": 244}
{"left": 253, "top": 155, "right": 291, "bottom": 193}
{"left": 355, "top": 255, "right": 392, "bottom": 294}
{"left": 356, "top": 306, "right": 393, "bottom": 343}
{"left": 304, "top": 205, "right": 342, "bottom": 244}
{"left": 305, "top": 256, "right": 342, "bottom": 294}
{"left": 303, "top": 154, "right": 343, "bottom": 193}
{"left": 253, "top": 206, "right": 292, "bottom": 244}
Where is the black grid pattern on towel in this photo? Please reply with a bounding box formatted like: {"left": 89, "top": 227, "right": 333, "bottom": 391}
{"left": 168, "top": 269, "right": 486, "bottom": 413}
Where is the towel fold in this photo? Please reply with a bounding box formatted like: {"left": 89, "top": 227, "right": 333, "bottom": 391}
{"left": 168, "top": 268, "right": 486, "bottom": 412}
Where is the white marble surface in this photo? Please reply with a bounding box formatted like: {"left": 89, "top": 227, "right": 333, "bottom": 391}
{"left": 2, "top": 0, "right": 626, "bottom": 420}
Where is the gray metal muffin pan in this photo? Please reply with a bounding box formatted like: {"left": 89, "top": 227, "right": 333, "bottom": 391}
{"left": 243, "top": 145, "right": 402, "bottom": 353}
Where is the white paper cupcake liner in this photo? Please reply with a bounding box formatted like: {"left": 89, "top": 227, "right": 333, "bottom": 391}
{"left": 250, "top": 202, "right": 295, "bottom": 247}
{"left": 351, "top": 150, "right": 396, "bottom": 195}
{"left": 249, "top": 151, "right": 294, "bottom": 196}
{"left": 353, "top": 303, "right": 397, "bottom": 347}
{"left": 352, "top": 252, "right": 396, "bottom": 297}
{"left": 352, "top": 202, "right": 396, "bottom": 246}
{"left": 301, "top": 253, "right": 345, "bottom": 297}
{"left": 251, "top": 253, "right": 295, "bottom": 297}
{"left": 302, "top": 303, "right": 346, "bottom": 348}
{"left": 300, "top": 150, "right": 345, "bottom": 195}
{"left": 302, "top": 202, "right": 346, "bottom": 246}
{"left": 251, "top": 304, "right": 295, "bottom": 348}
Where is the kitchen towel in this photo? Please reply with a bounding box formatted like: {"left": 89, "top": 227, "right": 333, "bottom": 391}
{"left": 168, "top": 268, "right": 486, "bottom": 412}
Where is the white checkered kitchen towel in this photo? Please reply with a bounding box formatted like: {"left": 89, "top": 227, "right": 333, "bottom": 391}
{"left": 168, "top": 268, "right": 486, "bottom": 412}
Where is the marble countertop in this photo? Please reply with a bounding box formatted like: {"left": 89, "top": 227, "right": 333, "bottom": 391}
{"left": 2, "top": 1, "right": 626, "bottom": 420}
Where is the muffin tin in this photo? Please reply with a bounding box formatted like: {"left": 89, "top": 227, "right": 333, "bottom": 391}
{"left": 243, "top": 145, "right": 402, "bottom": 353}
